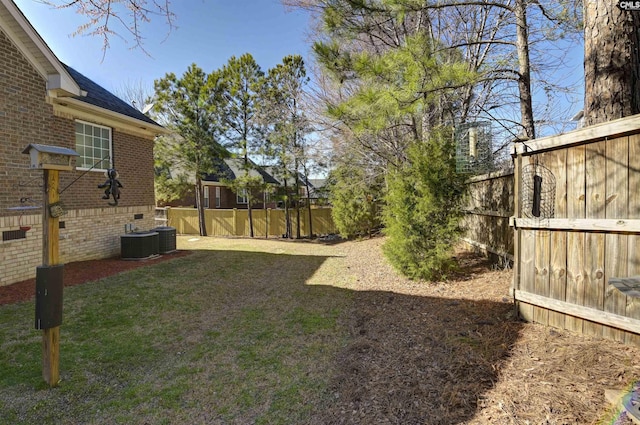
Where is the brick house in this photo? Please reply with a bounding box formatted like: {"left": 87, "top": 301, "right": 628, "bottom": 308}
{"left": 161, "top": 157, "right": 281, "bottom": 210}
{"left": 0, "top": 0, "right": 166, "bottom": 286}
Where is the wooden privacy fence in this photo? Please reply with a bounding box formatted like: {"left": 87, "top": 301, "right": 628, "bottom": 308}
{"left": 512, "top": 114, "right": 640, "bottom": 345}
{"left": 166, "top": 207, "right": 337, "bottom": 238}
{"left": 462, "top": 169, "right": 514, "bottom": 265}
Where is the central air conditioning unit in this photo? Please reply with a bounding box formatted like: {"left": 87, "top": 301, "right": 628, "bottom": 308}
{"left": 153, "top": 226, "right": 177, "bottom": 254}
{"left": 120, "top": 231, "right": 159, "bottom": 260}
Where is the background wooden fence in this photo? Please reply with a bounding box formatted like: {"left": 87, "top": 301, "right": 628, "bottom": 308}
{"left": 512, "top": 114, "right": 640, "bottom": 345}
{"left": 165, "top": 207, "right": 337, "bottom": 238}
{"left": 462, "top": 169, "right": 514, "bottom": 266}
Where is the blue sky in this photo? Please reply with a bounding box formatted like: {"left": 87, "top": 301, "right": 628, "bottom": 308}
{"left": 15, "top": 0, "right": 583, "bottom": 134}
{"left": 15, "top": 0, "right": 313, "bottom": 94}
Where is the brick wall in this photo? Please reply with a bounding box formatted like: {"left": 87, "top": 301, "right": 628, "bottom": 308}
{"left": 0, "top": 28, "right": 158, "bottom": 286}
{"left": 0, "top": 205, "right": 156, "bottom": 286}
{"left": 0, "top": 29, "right": 57, "bottom": 213}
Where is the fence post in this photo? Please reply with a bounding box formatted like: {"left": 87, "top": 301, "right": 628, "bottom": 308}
{"left": 512, "top": 146, "right": 523, "bottom": 312}
{"left": 233, "top": 209, "right": 237, "bottom": 236}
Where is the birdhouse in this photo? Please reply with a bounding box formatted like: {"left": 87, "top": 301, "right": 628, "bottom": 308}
{"left": 22, "top": 144, "right": 79, "bottom": 171}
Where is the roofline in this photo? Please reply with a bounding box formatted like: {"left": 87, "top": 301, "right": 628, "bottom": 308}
{"left": 0, "top": 0, "right": 81, "bottom": 96}
{"left": 51, "top": 96, "right": 170, "bottom": 138}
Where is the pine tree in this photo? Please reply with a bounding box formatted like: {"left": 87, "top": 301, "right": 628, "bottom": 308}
{"left": 221, "top": 53, "right": 265, "bottom": 237}
{"left": 261, "top": 55, "right": 311, "bottom": 238}
{"left": 153, "top": 64, "right": 227, "bottom": 236}
{"left": 382, "top": 128, "right": 466, "bottom": 280}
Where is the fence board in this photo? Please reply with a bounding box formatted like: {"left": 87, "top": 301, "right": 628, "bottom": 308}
{"left": 565, "top": 145, "right": 586, "bottom": 333}
{"left": 583, "top": 141, "right": 606, "bottom": 337}
{"left": 604, "top": 136, "right": 629, "bottom": 342}
{"left": 546, "top": 149, "right": 568, "bottom": 329}
{"left": 534, "top": 229, "right": 550, "bottom": 325}
{"left": 518, "top": 156, "right": 535, "bottom": 321}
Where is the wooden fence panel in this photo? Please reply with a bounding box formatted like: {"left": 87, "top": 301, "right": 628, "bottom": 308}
{"left": 167, "top": 208, "right": 200, "bottom": 234}
{"left": 462, "top": 170, "right": 514, "bottom": 263}
{"left": 512, "top": 115, "right": 640, "bottom": 345}
{"left": 166, "top": 208, "right": 336, "bottom": 238}
{"left": 204, "top": 209, "right": 235, "bottom": 236}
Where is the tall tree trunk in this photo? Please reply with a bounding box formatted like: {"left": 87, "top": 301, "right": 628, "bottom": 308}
{"left": 195, "top": 178, "right": 207, "bottom": 237}
{"left": 244, "top": 155, "right": 255, "bottom": 238}
{"left": 515, "top": 0, "right": 535, "bottom": 140}
{"left": 583, "top": 0, "right": 640, "bottom": 126}
{"left": 305, "top": 180, "right": 313, "bottom": 238}
{"left": 264, "top": 193, "right": 269, "bottom": 239}
{"left": 294, "top": 168, "right": 301, "bottom": 240}
{"left": 283, "top": 178, "right": 291, "bottom": 239}
{"left": 248, "top": 200, "right": 254, "bottom": 238}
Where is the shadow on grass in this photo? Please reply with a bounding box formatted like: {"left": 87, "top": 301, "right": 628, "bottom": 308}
{"left": 0, "top": 247, "right": 522, "bottom": 425}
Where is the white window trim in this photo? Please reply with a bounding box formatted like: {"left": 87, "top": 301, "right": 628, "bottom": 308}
{"left": 203, "top": 187, "right": 210, "bottom": 208}
{"left": 237, "top": 188, "right": 248, "bottom": 205}
{"left": 75, "top": 120, "right": 112, "bottom": 172}
{"left": 215, "top": 186, "right": 221, "bottom": 208}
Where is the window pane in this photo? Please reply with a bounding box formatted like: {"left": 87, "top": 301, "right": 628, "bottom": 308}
{"left": 75, "top": 122, "right": 111, "bottom": 169}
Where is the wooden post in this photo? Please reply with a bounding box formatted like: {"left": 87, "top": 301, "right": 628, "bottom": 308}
{"left": 42, "top": 169, "right": 60, "bottom": 387}
{"left": 511, "top": 146, "right": 523, "bottom": 311}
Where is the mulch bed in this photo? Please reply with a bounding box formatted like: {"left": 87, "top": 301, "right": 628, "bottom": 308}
{"left": 0, "top": 250, "right": 191, "bottom": 306}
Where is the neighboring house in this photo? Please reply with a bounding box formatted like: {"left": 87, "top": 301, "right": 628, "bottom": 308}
{"left": 0, "top": 0, "right": 166, "bottom": 286}
{"left": 264, "top": 168, "right": 328, "bottom": 206}
{"left": 203, "top": 158, "right": 280, "bottom": 209}
{"left": 307, "top": 178, "right": 329, "bottom": 204}
{"left": 161, "top": 157, "right": 280, "bottom": 210}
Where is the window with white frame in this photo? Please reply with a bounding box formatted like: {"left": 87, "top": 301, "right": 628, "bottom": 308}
{"left": 203, "top": 187, "right": 210, "bottom": 208}
{"left": 75, "top": 121, "right": 112, "bottom": 170}
{"left": 215, "top": 186, "right": 221, "bottom": 208}
{"left": 237, "top": 188, "right": 248, "bottom": 205}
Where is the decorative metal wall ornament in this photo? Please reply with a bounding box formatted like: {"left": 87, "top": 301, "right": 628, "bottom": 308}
{"left": 98, "top": 168, "right": 123, "bottom": 206}
{"left": 521, "top": 162, "right": 556, "bottom": 222}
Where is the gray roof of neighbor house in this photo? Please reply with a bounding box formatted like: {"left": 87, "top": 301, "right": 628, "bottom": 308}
{"left": 204, "top": 158, "right": 280, "bottom": 185}
{"left": 308, "top": 178, "right": 326, "bottom": 189}
{"left": 63, "top": 64, "right": 160, "bottom": 127}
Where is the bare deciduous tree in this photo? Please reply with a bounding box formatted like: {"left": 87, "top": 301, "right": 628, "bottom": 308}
{"left": 36, "top": 0, "right": 175, "bottom": 55}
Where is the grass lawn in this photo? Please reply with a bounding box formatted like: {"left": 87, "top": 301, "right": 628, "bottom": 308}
{"left": 0, "top": 237, "right": 352, "bottom": 424}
